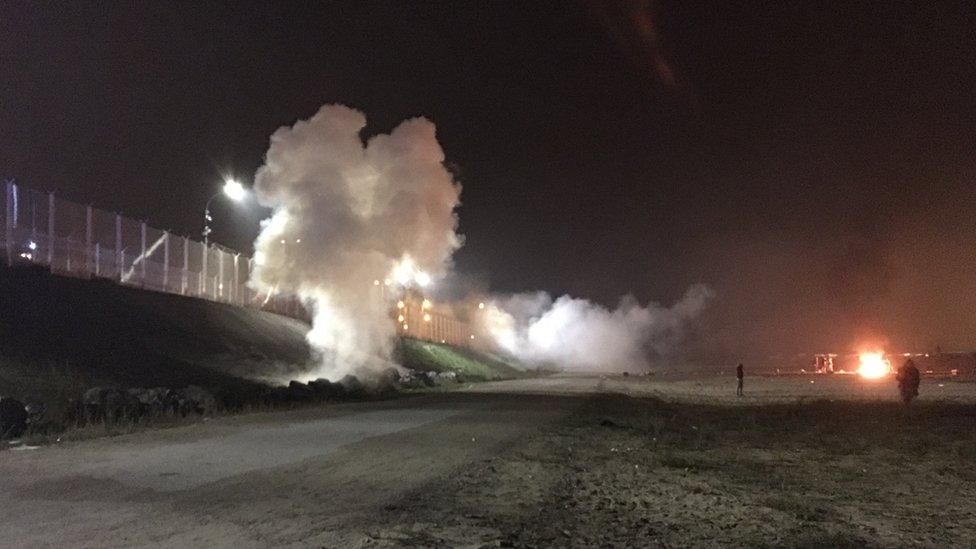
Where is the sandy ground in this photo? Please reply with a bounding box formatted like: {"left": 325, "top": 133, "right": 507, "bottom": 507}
{"left": 465, "top": 372, "right": 976, "bottom": 404}
{"left": 3, "top": 374, "right": 976, "bottom": 547}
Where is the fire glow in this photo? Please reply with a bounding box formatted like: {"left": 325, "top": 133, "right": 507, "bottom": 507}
{"left": 857, "top": 352, "right": 891, "bottom": 379}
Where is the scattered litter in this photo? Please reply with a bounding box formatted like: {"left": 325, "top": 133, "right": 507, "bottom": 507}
{"left": 691, "top": 425, "right": 698, "bottom": 430}
{"left": 471, "top": 437, "right": 476, "bottom": 442}
{"left": 810, "top": 380, "right": 815, "bottom": 384}
{"left": 7, "top": 440, "right": 21, "bottom": 445}
{"left": 939, "top": 384, "right": 945, "bottom": 387}
{"left": 11, "top": 445, "right": 39, "bottom": 451}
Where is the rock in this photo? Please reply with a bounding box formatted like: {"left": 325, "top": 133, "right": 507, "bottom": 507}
{"left": 436, "top": 371, "right": 459, "bottom": 383}
{"left": 396, "top": 369, "right": 429, "bottom": 389}
{"left": 128, "top": 387, "right": 173, "bottom": 416}
{"left": 21, "top": 398, "right": 47, "bottom": 428}
{"left": 178, "top": 386, "right": 217, "bottom": 415}
{"left": 83, "top": 387, "right": 141, "bottom": 423}
{"left": 0, "top": 397, "right": 29, "bottom": 439}
{"left": 287, "top": 380, "right": 316, "bottom": 402}
{"left": 308, "top": 378, "right": 345, "bottom": 399}
{"left": 338, "top": 374, "right": 364, "bottom": 394}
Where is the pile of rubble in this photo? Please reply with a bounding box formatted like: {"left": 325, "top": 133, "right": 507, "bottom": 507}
{"left": 81, "top": 385, "right": 217, "bottom": 423}
{"left": 278, "top": 375, "right": 362, "bottom": 403}
{"left": 279, "top": 369, "right": 461, "bottom": 402}
{"left": 395, "top": 369, "right": 460, "bottom": 389}
{"left": 1, "top": 368, "right": 465, "bottom": 439}
{"left": 0, "top": 385, "right": 220, "bottom": 440}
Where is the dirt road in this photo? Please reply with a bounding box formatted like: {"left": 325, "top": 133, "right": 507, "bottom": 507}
{"left": 0, "top": 388, "right": 584, "bottom": 547}
{"left": 4, "top": 374, "right": 976, "bottom": 547}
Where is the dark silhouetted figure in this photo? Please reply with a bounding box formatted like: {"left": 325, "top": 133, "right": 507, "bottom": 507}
{"left": 736, "top": 364, "right": 744, "bottom": 396}
{"left": 896, "top": 359, "right": 921, "bottom": 404}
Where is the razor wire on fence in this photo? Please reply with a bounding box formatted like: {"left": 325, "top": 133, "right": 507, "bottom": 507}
{"left": 1, "top": 181, "right": 305, "bottom": 320}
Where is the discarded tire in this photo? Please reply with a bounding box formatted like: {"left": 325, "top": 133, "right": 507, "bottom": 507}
{"left": 0, "top": 397, "right": 29, "bottom": 439}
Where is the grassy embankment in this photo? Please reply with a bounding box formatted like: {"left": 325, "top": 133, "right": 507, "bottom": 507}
{"left": 0, "top": 265, "right": 530, "bottom": 435}
{"left": 395, "top": 336, "right": 531, "bottom": 382}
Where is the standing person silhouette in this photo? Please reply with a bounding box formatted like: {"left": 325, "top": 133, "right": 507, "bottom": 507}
{"left": 896, "top": 359, "right": 920, "bottom": 404}
{"left": 736, "top": 363, "right": 744, "bottom": 397}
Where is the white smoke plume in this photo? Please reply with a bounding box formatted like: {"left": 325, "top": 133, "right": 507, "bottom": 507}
{"left": 249, "top": 104, "right": 461, "bottom": 382}
{"left": 480, "top": 284, "right": 715, "bottom": 372}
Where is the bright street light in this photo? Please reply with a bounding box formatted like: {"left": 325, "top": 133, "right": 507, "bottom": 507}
{"left": 222, "top": 179, "right": 247, "bottom": 201}
{"left": 203, "top": 177, "right": 250, "bottom": 244}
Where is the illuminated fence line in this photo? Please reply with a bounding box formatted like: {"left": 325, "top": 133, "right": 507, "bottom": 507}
{"left": 0, "top": 181, "right": 304, "bottom": 319}
{"left": 392, "top": 293, "right": 480, "bottom": 349}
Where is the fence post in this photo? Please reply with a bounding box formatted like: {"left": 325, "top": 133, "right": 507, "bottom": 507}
{"left": 140, "top": 221, "right": 147, "bottom": 284}
{"left": 233, "top": 253, "right": 240, "bottom": 304}
{"left": 218, "top": 248, "right": 225, "bottom": 301}
{"left": 94, "top": 243, "right": 100, "bottom": 277}
{"left": 181, "top": 236, "right": 189, "bottom": 295}
{"left": 4, "top": 181, "right": 13, "bottom": 265}
{"left": 246, "top": 257, "right": 254, "bottom": 306}
{"left": 47, "top": 192, "right": 55, "bottom": 265}
{"left": 85, "top": 205, "right": 93, "bottom": 276}
{"left": 162, "top": 231, "right": 169, "bottom": 290}
{"left": 201, "top": 242, "right": 208, "bottom": 296}
{"left": 115, "top": 214, "right": 122, "bottom": 280}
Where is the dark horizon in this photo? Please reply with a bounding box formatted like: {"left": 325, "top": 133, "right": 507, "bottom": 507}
{"left": 3, "top": 1, "right": 976, "bottom": 363}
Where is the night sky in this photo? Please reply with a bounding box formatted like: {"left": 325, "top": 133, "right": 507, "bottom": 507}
{"left": 3, "top": 1, "right": 976, "bottom": 363}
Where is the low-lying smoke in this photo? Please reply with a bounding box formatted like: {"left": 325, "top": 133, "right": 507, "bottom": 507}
{"left": 249, "top": 104, "right": 461, "bottom": 382}
{"left": 481, "top": 284, "right": 714, "bottom": 372}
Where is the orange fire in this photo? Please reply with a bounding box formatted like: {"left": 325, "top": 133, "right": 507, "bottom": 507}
{"left": 857, "top": 352, "right": 891, "bottom": 379}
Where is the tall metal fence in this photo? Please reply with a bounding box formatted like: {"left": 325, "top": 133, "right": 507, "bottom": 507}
{"left": 1, "top": 181, "right": 304, "bottom": 319}
{"left": 391, "top": 291, "right": 482, "bottom": 349}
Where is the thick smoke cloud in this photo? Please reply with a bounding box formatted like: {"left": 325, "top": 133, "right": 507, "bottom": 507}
{"left": 249, "top": 104, "right": 461, "bottom": 381}
{"left": 249, "top": 104, "right": 714, "bottom": 379}
{"left": 482, "top": 284, "right": 714, "bottom": 372}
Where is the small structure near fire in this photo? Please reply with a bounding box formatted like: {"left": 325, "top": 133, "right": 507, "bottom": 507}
{"left": 813, "top": 354, "right": 837, "bottom": 373}
{"left": 810, "top": 351, "right": 976, "bottom": 378}
{"left": 809, "top": 352, "right": 890, "bottom": 379}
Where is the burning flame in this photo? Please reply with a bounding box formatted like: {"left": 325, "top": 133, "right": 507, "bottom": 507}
{"left": 857, "top": 352, "right": 891, "bottom": 379}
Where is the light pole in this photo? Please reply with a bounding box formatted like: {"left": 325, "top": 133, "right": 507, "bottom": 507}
{"left": 201, "top": 178, "right": 248, "bottom": 298}
{"left": 203, "top": 178, "right": 248, "bottom": 245}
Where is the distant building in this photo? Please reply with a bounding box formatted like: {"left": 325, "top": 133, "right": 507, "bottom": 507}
{"left": 895, "top": 353, "right": 976, "bottom": 377}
